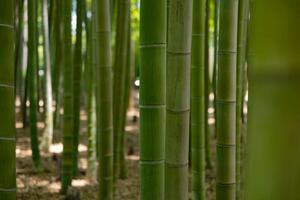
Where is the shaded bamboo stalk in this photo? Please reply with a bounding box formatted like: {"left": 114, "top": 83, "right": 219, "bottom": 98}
{"left": 204, "top": 0, "right": 212, "bottom": 170}
{"left": 85, "top": 0, "right": 97, "bottom": 180}
{"left": 40, "top": 0, "right": 53, "bottom": 152}
{"left": 246, "top": 1, "right": 300, "bottom": 199}
{"left": 94, "top": 0, "right": 114, "bottom": 198}
{"left": 51, "top": 0, "right": 63, "bottom": 129}
{"left": 191, "top": 0, "right": 207, "bottom": 199}
{"left": 15, "top": 0, "right": 25, "bottom": 108}
{"left": 0, "top": 0, "right": 17, "bottom": 199}
{"left": 236, "top": 0, "right": 249, "bottom": 198}
{"left": 113, "top": 0, "right": 131, "bottom": 180}
{"left": 28, "top": 0, "right": 42, "bottom": 170}
{"left": 73, "top": 0, "right": 84, "bottom": 177}
{"left": 61, "top": 0, "right": 74, "bottom": 193}
{"left": 119, "top": 19, "right": 134, "bottom": 179}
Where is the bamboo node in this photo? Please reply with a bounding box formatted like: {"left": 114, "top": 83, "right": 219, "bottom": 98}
{"left": 0, "top": 24, "right": 14, "bottom": 29}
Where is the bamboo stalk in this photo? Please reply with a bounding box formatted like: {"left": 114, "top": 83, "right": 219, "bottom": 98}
{"left": 52, "top": 0, "right": 62, "bottom": 129}
{"left": 85, "top": 1, "right": 97, "bottom": 180}
{"left": 40, "top": 0, "right": 53, "bottom": 152}
{"left": 140, "top": 0, "right": 167, "bottom": 199}
{"left": 119, "top": 19, "right": 134, "bottom": 180}
{"left": 73, "top": 0, "right": 84, "bottom": 177}
{"left": 191, "top": 0, "right": 207, "bottom": 199}
{"left": 94, "top": 0, "right": 114, "bottom": 198}
{"left": 113, "top": 0, "right": 131, "bottom": 180}
{"left": 28, "top": 0, "right": 42, "bottom": 170}
{"left": 246, "top": 1, "right": 300, "bottom": 199}
{"left": 204, "top": 0, "right": 212, "bottom": 169}
{"left": 15, "top": 0, "right": 25, "bottom": 107}
{"left": 165, "top": 0, "right": 193, "bottom": 199}
{"left": 216, "top": 0, "right": 238, "bottom": 199}
{"left": 61, "top": 0, "right": 74, "bottom": 193}
{"left": 0, "top": 0, "right": 17, "bottom": 199}
{"left": 236, "top": 0, "right": 249, "bottom": 198}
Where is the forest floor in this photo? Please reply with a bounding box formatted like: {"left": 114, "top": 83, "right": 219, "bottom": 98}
{"left": 16, "top": 98, "right": 218, "bottom": 200}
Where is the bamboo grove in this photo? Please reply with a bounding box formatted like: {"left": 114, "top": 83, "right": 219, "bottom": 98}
{"left": 0, "top": 0, "right": 300, "bottom": 199}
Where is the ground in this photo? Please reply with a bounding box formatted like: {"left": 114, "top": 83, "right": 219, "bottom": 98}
{"left": 16, "top": 101, "right": 218, "bottom": 200}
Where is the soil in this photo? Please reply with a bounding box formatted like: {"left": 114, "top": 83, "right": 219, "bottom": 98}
{"left": 16, "top": 105, "right": 217, "bottom": 200}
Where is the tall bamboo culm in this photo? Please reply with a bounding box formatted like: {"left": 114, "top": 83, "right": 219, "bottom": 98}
{"left": 52, "top": 0, "right": 63, "bottom": 129}
{"left": 191, "top": 0, "right": 206, "bottom": 199}
{"left": 113, "top": 0, "right": 131, "bottom": 180}
{"left": 204, "top": 0, "right": 212, "bottom": 169}
{"left": 41, "top": 0, "right": 53, "bottom": 152}
{"left": 119, "top": 19, "right": 134, "bottom": 179}
{"left": 73, "top": 0, "right": 84, "bottom": 177}
{"left": 0, "top": 1, "right": 16, "bottom": 199}
{"left": 61, "top": 0, "right": 74, "bottom": 193}
{"left": 236, "top": 0, "right": 249, "bottom": 198}
{"left": 216, "top": 0, "right": 238, "bottom": 199}
{"left": 165, "top": 0, "right": 193, "bottom": 199}
{"left": 86, "top": 6, "right": 97, "bottom": 179}
{"left": 94, "top": 0, "right": 114, "bottom": 198}
{"left": 246, "top": 1, "right": 300, "bottom": 200}
{"left": 28, "top": 0, "right": 42, "bottom": 170}
{"left": 140, "top": 0, "right": 167, "bottom": 199}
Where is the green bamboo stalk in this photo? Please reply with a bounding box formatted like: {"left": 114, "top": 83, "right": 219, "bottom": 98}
{"left": 22, "top": 65, "right": 29, "bottom": 128}
{"left": 15, "top": 0, "right": 24, "bottom": 102}
{"left": 73, "top": 0, "right": 84, "bottom": 177}
{"left": 86, "top": 23, "right": 97, "bottom": 179}
{"left": 48, "top": 0, "right": 54, "bottom": 31}
{"left": 95, "top": 0, "right": 114, "bottom": 198}
{"left": 140, "top": 0, "right": 167, "bottom": 199}
{"left": 50, "top": 0, "right": 57, "bottom": 84}
{"left": 191, "top": 0, "right": 206, "bottom": 199}
{"left": 212, "top": 0, "right": 219, "bottom": 137}
{"left": 119, "top": 19, "right": 135, "bottom": 179}
{"left": 87, "top": 95, "right": 97, "bottom": 179}
{"left": 28, "top": 0, "right": 42, "bottom": 170}
{"left": 37, "top": 0, "right": 45, "bottom": 111}
{"left": 85, "top": 9, "right": 97, "bottom": 179}
{"left": 246, "top": 1, "right": 300, "bottom": 199}
{"left": 216, "top": 0, "right": 238, "bottom": 199}
{"left": 236, "top": 0, "right": 249, "bottom": 199}
{"left": 22, "top": 0, "right": 30, "bottom": 129}
{"left": 40, "top": 0, "right": 53, "bottom": 152}
{"left": 61, "top": 0, "right": 74, "bottom": 193}
{"left": 113, "top": 0, "right": 130, "bottom": 180}
{"left": 91, "top": 1, "right": 99, "bottom": 160}
{"left": 204, "top": 0, "right": 212, "bottom": 170}
{"left": 165, "top": 0, "right": 193, "bottom": 199}
{"left": 110, "top": 0, "right": 115, "bottom": 23}
{"left": 212, "top": 0, "right": 219, "bottom": 97}
{"left": 0, "top": 1, "right": 17, "bottom": 199}
{"left": 53, "top": 0, "right": 62, "bottom": 129}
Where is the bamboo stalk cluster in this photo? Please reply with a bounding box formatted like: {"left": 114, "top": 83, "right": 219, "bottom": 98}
{"left": 2, "top": 0, "right": 300, "bottom": 200}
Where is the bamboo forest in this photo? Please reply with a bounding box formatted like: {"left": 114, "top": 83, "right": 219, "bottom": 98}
{"left": 1, "top": 0, "right": 299, "bottom": 199}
